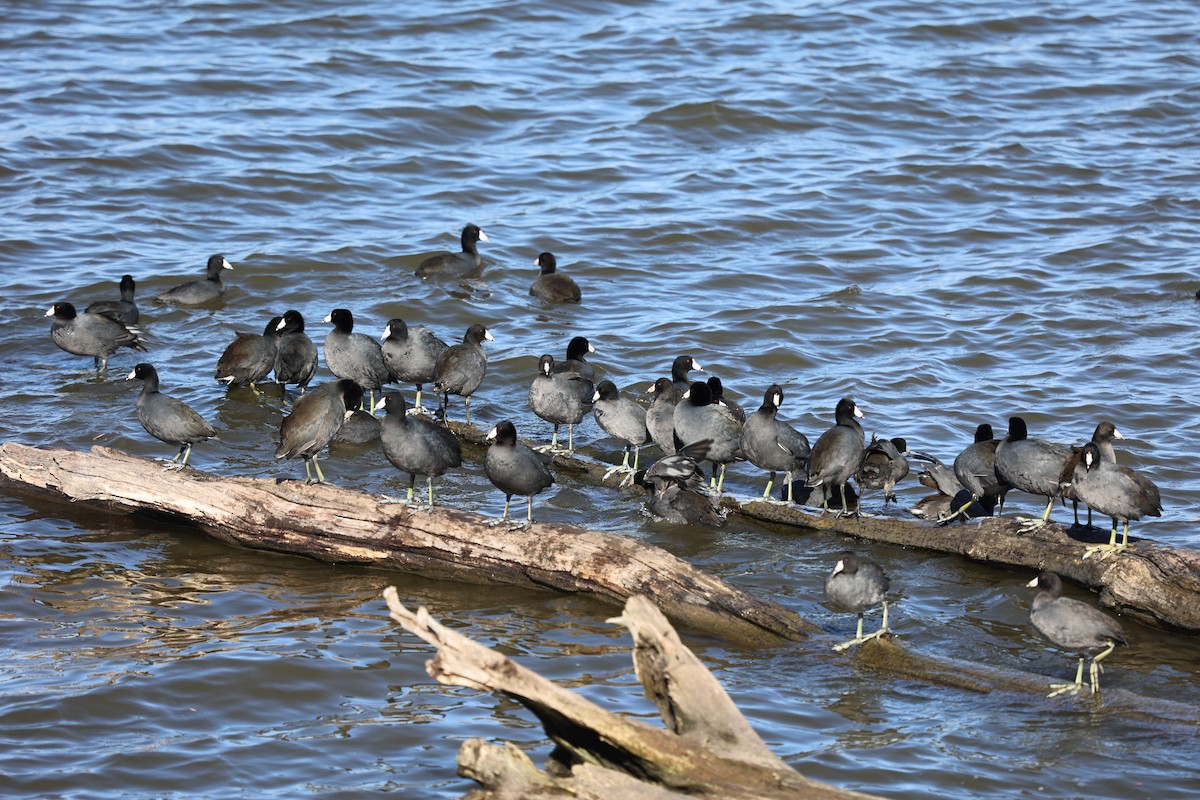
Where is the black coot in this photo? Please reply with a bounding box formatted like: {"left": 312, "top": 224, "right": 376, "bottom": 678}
{"left": 432, "top": 323, "right": 493, "bottom": 425}
{"left": 127, "top": 363, "right": 216, "bottom": 470}
{"left": 1058, "top": 421, "right": 1122, "bottom": 528}
{"left": 951, "top": 423, "right": 1012, "bottom": 520}
{"left": 154, "top": 254, "right": 232, "bottom": 305}
{"left": 634, "top": 439, "right": 724, "bottom": 527}
{"left": 47, "top": 301, "right": 147, "bottom": 371}
{"left": 994, "top": 416, "right": 1072, "bottom": 529}
{"left": 85, "top": 274, "right": 139, "bottom": 326}
{"left": 381, "top": 318, "right": 448, "bottom": 413}
{"left": 275, "top": 379, "right": 363, "bottom": 483}
{"left": 484, "top": 420, "right": 554, "bottom": 527}
{"left": 706, "top": 376, "right": 746, "bottom": 424}
{"left": 1027, "top": 571, "right": 1128, "bottom": 696}
{"left": 669, "top": 355, "right": 704, "bottom": 399}
{"left": 554, "top": 336, "right": 596, "bottom": 382}
{"left": 215, "top": 315, "right": 282, "bottom": 394}
{"left": 805, "top": 397, "right": 866, "bottom": 516}
{"left": 415, "top": 224, "right": 487, "bottom": 279}
{"left": 323, "top": 309, "right": 391, "bottom": 413}
{"left": 1072, "top": 440, "right": 1162, "bottom": 558}
{"left": 740, "top": 384, "right": 811, "bottom": 504}
{"left": 909, "top": 487, "right": 996, "bottom": 522}
{"left": 857, "top": 436, "right": 909, "bottom": 505}
{"left": 673, "top": 381, "right": 742, "bottom": 492}
{"left": 592, "top": 379, "right": 650, "bottom": 484}
{"left": 273, "top": 310, "right": 318, "bottom": 394}
{"left": 379, "top": 393, "right": 462, "bottom": 509}
{"left": 824, "top": 551, "right": 890, "bottom": 651}
{"left": 528, "top": 354, "right": 591, "bottom": 453}
{"left": 331, "top": 409, "right": 382, "bottom": 444}
{"left": 529, "top": 252, "right": 581, "bottom": 304}
{"left": 645, "top": 377, "right": 679, "bottom": 455}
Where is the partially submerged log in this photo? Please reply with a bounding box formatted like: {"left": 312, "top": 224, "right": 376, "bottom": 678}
{"left": 0, "top": 442, "right": 813, "bottom": 646}
{"left": 384, "top": 590, "right": 882, "bottom": 800}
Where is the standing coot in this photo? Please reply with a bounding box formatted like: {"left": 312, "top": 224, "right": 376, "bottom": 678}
{"left": 645, "top": 377, "right": 680, "bottom": 455}
{"left": 323, "top": 309, "right": 392, "bottom": 413}
{"left": 528, "top": 354, "right": 592, "bottom": 454}
{"left": 673, "top": 381, "right": 743, "bottom": 492}
{"left": 805, "top": 397, "right": 866, "bottom": 516}
{"left": 379, "top": 393, "right": 462, "bottom": 509}
{"left": 592, "top": 379, "right": 651, "bottom": 484}
{"left": 381, "top": 318, "right": 448, "bottom": 414}
{"left": 154, "top": 254, "right": 233, "bottom": 305}
{"left": 47, "top": 301, "right": 147, "bottom": 371}
{"left": 994, "top": 416, "right": 1072, "bottom": 529}
{"left": 1058, "top": 421, "right": 1123, "bottom": 528}
{"left": 273, "top": 310, "right": 318, "bottom": 394}
{"left": 415, "top": 224, "right": 488, "bottom": 279}
{"left": 740, "top": 384, "right": 811, "bottom": 504}
{"left": 1072, "top": 440, "right": 1162, "bottom": 559}
{"left": 484, "top": 420, "right": 554, "bottom": 527}
{"left": 274, "top": 379, "right": 363, "bottom": 483}
{"left": 1026, "top": 571, "right": 1128, "bottom": 696}
{"left": 857, "top": 436, "right": 910, "bottom": 505}
{"left": 825, "top": 552, "right": 891, "bottom": 651}
{"left": 127, "top": 363, "right": 217, "bottom": 470}
{"left": 432, "top": 323, "right": 493, "bottom": 426}
{"left": 85, "top": 274, "right": 139, "bottom": 326}
{"left": 215, "top": 315, "right": 282, "bottom": 394}
{"left": 529, "top": 252, "right": 581, "bottom": 304}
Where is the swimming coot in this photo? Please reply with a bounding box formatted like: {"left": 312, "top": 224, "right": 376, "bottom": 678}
{"left": 994, "top": 416, "right": 1072, "bottom": 529}
{"left": 323, "top": 309, "right": 392, "bottom": 413}
{"left": 215, "top": 315, "right": 282, "bottom": 394}
{"left": 379, "top": 393, "right": 462, "bottom": 509}
{"left": 275, "top": 379, "right": 363, "bottom": 483}
{"left": 85, "top": 274, "right": 139, "bottom": 326}
{"left": 633, "top": 439, "right": 724, "bottom": 527}
{"left": 1072, "top": 440, "right": 1162, "bottom": 559}
{"left": 154, "top": 254, "right": 232, "bottom": 305}
{"left": 47, "top": 301, "right": 147, "bottom": 371}
{"left": 740, "top": 384, "right": 811, "bottom": 504}
{"left": 645, "top": 377, "right": 680, "bottom": 455}
{"left": 381, "top": 318, "right": 448, "bottom": 413}
{"left": 528, "top": 354, "right": 592, "bottom": 453}
{"left": 484, "top": 420, "right": 554, "bottom": 527}
{"left": 824, "top": 552, "right": 890, "bottom": 651}
{"left": 126, "top": 363, "right": 217, "bottom": 470}
{"left": 1027, "top": 571, "right": 1128, "bottom": 696}
{"left": 805, "top": 397, "right": 866, "bottom": 516}
{"left": 592, "top": 379, "right": 651, "bottom": 484}
{"left": 529, "top": 252, "right": 581, "bottom": 304}
{"left": 857, "top": 436, "right": 909, "bottom": 505}
{"left": 415, "top": 224, "right": 488, "bottom": 279}
{"left": 674, "top": 381, "right": 743, "bottom": 492}
{"left": 273, "top": 310, "right": 318, "bottom": 394}
{"left": 432, "top": 323, "right": 493, "bottom": 426}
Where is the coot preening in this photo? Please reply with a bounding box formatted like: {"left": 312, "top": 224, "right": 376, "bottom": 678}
{"left": 484, "top": 420, "right": 554, "bottom": 527}
{"left": 1027, "top": 571, "right": 1128, "bottom": 697}
{"left": 415, "top": 224, "right": 488, "bottom": 279}
{"left": 529, "top": 252, "right": 581, "bottom": 304}
{"left": 273, "top": 310, "right": 318, "bottom": 395}
{"left": 740, "top": 384, "right": 811, "bottom": 504}
{"left": 669, "top": 355, "right": 704, "bottom": 398}
{"left": 824, "top": 552, "right": 890, "bottom": 651}
{"left": 154, "top": 254, "right": 232, "bottom": 305}
{"left": 592, "top": 379, "right": 650, "bottom": 484}
{"left": 381, "top": 318, "right": 448, "bottom": 413}
{"left": 857, "top": 436, "right": 909, "bottom": 505}
{"left": 274, "top": 379, "right": 363, "bottom": 483}
{"left": 645, "top": 377, "right": 679, "bottom": 455}
{"left": 432, "top": 323, "right": 493, "bottom": 426}
{"left": 634, "top": 439, "right": 724, "bottom": 526}
{"left": 805, "top": 397, "right": 866, "bottom": 517}
{"left": 85, "top": 274, "right": 139, "bottom": 326}
{"left": 323, "top": 309, "right": 391, "bottom": 414}
{"left": 1072, "top": 440, "right": 1162, "bottom": 559}
{"left": 379, "top": 393, "right": 462, "bottom": 510}
{"left": 47, "top": 301, "right": 147, "bottom": 371}
{"left": 215, "top": 315, "right": 282, "bottom": 394}
{"left": 994, "top": 416, "right": 1072, "bottom": 529}
{"left": 950, "top": 423, "right": 1011, "bottom": 521}
{"left": 126, "top": 363, "right": 216, "bottom": 470}
{"left": 674, "top": 381, "right": 743, "bottom": 492}
{"left": 528, "top": 354, "right": 591, "bottom": 454}
{"left": 909, "top": 488, "right": 996, "bottom": 522}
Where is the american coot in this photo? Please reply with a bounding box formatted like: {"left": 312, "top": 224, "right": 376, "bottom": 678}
{"left": 415, "top": 224, "right": 488, "bottom": 279}
{"left": 85, "top": 274, "right": 139, "bottom": 326}
{"left": 484, "top": 420, "right": 555, "bottom": 528}
{"left": 381, "top": 318, "right": 448, "bottom": 414}
{"left": 857, "top": 436, "right": 910, "bottom": 505}
{"left": 126, "top": 363, "right": 217, "bottom": 470}
{"left": 529, "top": 252, "right": 581, "bottom": 304}
{"left": 824, "top": 552, "right": 890, "bottom": 651}
{"left": 331, "top": 409, "right": 382, "bottom": 444}
{"left": 909, "top": 487, "right": 996, "bottom": 522}
{"left": 740, "top": 384, "right": 811, "bottom": 504}
{"left": 1057, "top": 421, "right": 1122, "bottom": 528}
{"left": 674, "top": 381, "right": 743, "bottom": 492}
{"left": 275, "top": 379, "right": 363, "bottom": 483}
{"left": 805, "top": 397, "right": 866, "bottom": 517}
{"left": 273, "top": 310, "right": 318, "bottom": 394}
{"left": 706, "top": 376, "right": 746, "bottom": 424}
{"left": 1072, "top": 440, "right": 1163, "bottom": 559}
{"left": 592, "top": 379, "right": 651, "bottom": 484}
{"left": 323, "top": 309, "right": 392, "bottom": 414}
{"left": 47, "top": 301, "right": 147, "bottom": 372}
{"left": 528, "top": 354, "right": 591, "bottom": 454}
{"left": 379, "top": 393, "right": 462, "bottom": 510}
{"left": 1027, "top": 571, "right": 1128, "bottom": 697}
{"left": 669, "top": 355, "right": 704, "bottom": 399}
{"left": 645, "top": 377, "right": 679, "bottom": 455}
{"left": 215, "top": 315, "right": 282, "bottom": 394}
{"left": 994, "top": 416, "right": 1072, "bottom": 529}
{"left": 554, "top": 336, "right": 596, "bottom": 382}
{"left": 154, "top": 254, "right": 233, "bottom": 305}
{"left": 950, "top": 423, "right": 1012, "bottom": 521}
{"left": 634, "top": 439, "right": 724, "bottom": 527}
{"left": 432, "top": 323, "right": 493, "bottom": 426}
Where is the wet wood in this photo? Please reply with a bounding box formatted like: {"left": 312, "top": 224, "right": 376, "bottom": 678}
{"left": 384, "top": 590, "right": 883, "bottom": 800}
{"left": 0, "top": 442, "right": 814, "bottom": 646}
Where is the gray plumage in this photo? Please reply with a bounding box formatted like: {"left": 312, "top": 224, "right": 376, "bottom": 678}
{"left": 953, "top": 423, "right": 1011, "bottom": 512}
{"left": 530, "top": 252, "right": 581, "bottom": 304}
{"left": 857, "top": 436, "right": 909, "bottom": 504}
{"left": 994, "top": 417, "right": 1072, "bottom": 521}
{"left": 645, "top": 377, "right": 679, "bottom": 455}
{"left": 275, "top": 379, "right": 363, "bottom": 483}
{"left": 215, "top": 315, "right": 281, "bottom": 389}
{"left": 740, "top": 384, "right": 810, "bottom": 502}
{"left": 484, "top": 420, "right": 554, "bottom": 525}
{"left": 432, "top": 323, "right": 493, "bottom": 425}
{"left": 1027, "top": 571, "right": 1127, "bottom": 695}
{"left": 380, "top": 393, "right": 462, "bottom": 507}
{"left": 415, "top": 224, "right": 487, "bottom": 279}
{"left": 825, "top": 551, "right": 889, "bottom": 615}
{"left": 85, "top": 274, "right": 139, "bottom": 326}
{"left": 47, "top": 301, "right": 147, "bottom": 371}
{"left": 331, "top": 409, "right": 382, "bottom": 444}
{"left": 323, "top": 309, "right": 391, "bottom": 406}
{"left": 592, "top": 379, "right": 650, "bottom": 477}
{"left": 381, "top": 318, "right": 447, "bottom": 408}
{"left": 273, "top": 310, "right": 318, "bottom": 393}
{"left": 529, "top": 354, "right": 592, "bottom": 452}
{"left": 805, "top": 397, "right": 866, "bottom": 514}
{"left": 154, "top": 254, "right": 232, "bottom": 305}
{"left": 1072, "top": 440, "right": 1162, "bottom": 544}
{"left": 127, "top": 363, "right": 216, "bottom": 468}
{"left": 673, "top": 381, "right": 743, "bottom": 489}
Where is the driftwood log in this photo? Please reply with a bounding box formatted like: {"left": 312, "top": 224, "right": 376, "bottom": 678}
{"left": 384, "top": 590, "right": 882, "bottom": 800}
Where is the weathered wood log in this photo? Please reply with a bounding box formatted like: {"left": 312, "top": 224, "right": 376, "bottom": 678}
{"left": 0, "top": 442, "right": 814, "bottom": 646}
{"left": 384, "top": 589, "right": 883, "bottom": 800}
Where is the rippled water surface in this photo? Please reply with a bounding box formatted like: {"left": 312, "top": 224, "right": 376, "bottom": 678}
{"left": 4, "top": 1, "right": 1200, "bottom": 797}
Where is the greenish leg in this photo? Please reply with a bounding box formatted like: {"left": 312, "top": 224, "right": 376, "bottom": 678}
{"left": 1048, "top": 657, "right": 1087, "bottom": 698}
{"left": 311, "top": 455, "right": 327, "bottom": 484}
